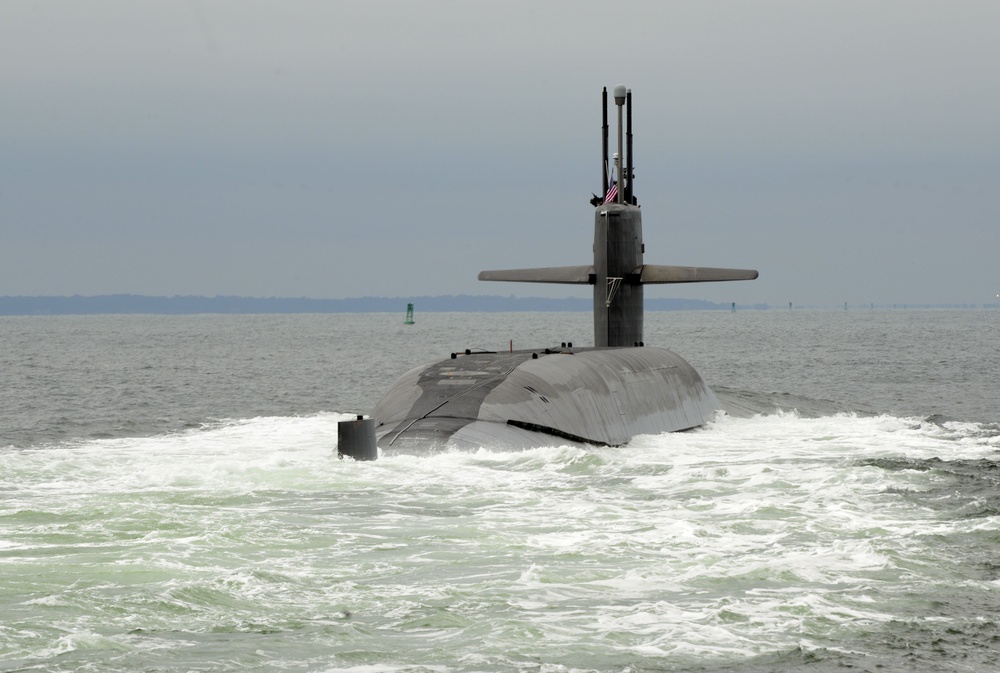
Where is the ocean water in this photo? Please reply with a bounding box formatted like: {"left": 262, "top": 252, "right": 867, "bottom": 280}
{"left": 2, "top": 310, "right": 999, "bottom": 672}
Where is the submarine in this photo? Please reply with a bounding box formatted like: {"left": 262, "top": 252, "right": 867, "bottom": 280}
{"left": 338, "top": 85, "right": 757, "bottom": 459}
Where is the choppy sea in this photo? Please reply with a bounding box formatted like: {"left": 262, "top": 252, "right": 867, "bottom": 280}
{"left": 2, "top": 310, "right": 999, "bottom": 672}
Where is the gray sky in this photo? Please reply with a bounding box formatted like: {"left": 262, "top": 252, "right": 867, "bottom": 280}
{"left": 2, "top": 1, "right": 998, "bottom": 307}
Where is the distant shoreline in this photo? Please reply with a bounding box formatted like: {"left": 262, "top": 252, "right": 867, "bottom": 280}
{"left": 0, "top": 294, "right": 728, "bottom": 315}
{"left": 0, "top": 295, "right": 992, "bottom": 316}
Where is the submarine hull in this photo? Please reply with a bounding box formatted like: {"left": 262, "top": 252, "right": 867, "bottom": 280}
{"left": 363, "top": 86, "right": 757, "bottom": 456}
{"left": 373, "top": 345, "right": 719, "bottom": 451}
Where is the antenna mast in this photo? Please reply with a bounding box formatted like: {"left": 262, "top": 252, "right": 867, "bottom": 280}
{"left": 614, "top": 85, "right": 625, "bottom": 204}
{"left": 601, "top": 87, "right": 609, "bottom": 196}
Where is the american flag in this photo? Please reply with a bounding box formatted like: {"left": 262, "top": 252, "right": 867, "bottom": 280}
{"left": 604, "top": 179, "right": 617, "bottom": 204}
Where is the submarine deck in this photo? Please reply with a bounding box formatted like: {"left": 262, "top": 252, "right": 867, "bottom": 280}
{"left": 372, "top": 345, "right": 720, "bottom": 451}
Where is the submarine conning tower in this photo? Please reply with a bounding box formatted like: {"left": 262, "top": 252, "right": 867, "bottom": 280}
{"left": 479, "top": 84, "right": 758, "bottom": 347}
{"left": 595, "top": 84, "right": 642, "bottom": 348}
{"left": 594, "top": 202, "right": 643, "bottom": 347}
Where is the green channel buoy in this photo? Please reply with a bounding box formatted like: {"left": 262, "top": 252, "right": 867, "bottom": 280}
{"left": 404, "top": 303, "right": 415, "bottom": 325}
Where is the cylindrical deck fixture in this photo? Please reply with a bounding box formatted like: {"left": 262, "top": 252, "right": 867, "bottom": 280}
{"left": 338, "top": 415, "right": 378, "bottom": 461}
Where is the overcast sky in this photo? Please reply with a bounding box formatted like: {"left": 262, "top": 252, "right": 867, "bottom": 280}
{"left": 2, "top": 1, "right": 997, "bottom": 307}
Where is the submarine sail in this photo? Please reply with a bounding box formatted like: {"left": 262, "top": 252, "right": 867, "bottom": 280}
{"left": 364, "top": 85, "right": 758, "bottom": 456}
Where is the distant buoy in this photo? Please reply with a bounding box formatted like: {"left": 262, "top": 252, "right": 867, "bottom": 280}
{"left": 403, "top": 303, "right": 415, "bottom": 325}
